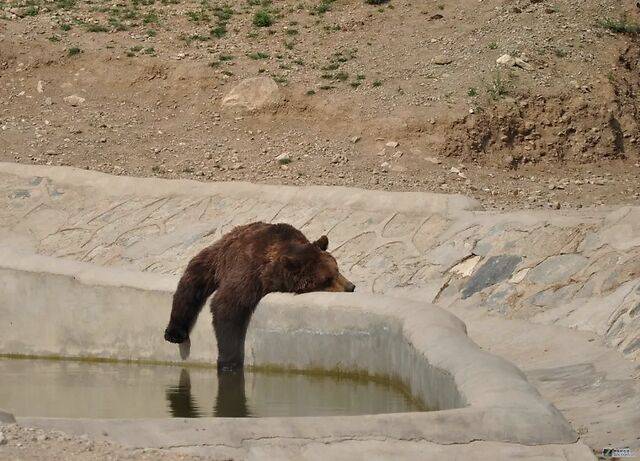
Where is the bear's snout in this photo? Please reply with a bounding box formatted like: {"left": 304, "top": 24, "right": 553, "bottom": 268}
{"left": 332, "top": 273, "right": 355, "bottom": 292}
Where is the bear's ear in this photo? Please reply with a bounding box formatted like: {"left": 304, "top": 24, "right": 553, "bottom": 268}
{"left": 313, "top": 235, "right": 329, "bottom": 251}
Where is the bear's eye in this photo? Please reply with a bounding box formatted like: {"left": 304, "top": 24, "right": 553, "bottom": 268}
{"left": 322, "top": 276, "right": 334, "bottom": 288}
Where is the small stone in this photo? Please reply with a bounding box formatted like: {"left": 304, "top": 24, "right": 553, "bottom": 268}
{"left": 37, "top": 434, "right": 48, "bottom": 442}
{"left": 450, "top": 167, "right": 461, "bottom": 174}
{"left": 0, "top": 432, "right": 6, "bottom": 445}
{"left": 331, "top": 154, "right": 347, "bottom": 164}
{"left": 496, "top": 54, "right": 516, "bottom": 67}
{"left": 63, "top": 94, "right": 85, "bottom": 106}
{"left": 514, "top": 57, "right": 533, "bottom": 70}
{"left": 44, "top": 97, "right": 53, "bottom": 106}
{"left": 385, "top": 141, "right": 399, "bottom": 148}
{"left": 350, "top": 136, "right": 361, "bottom": 143}
{"left": 434, "top": 55, "right": 453, "bottom": 65}
{"left": 380, "top": 161, "right": 390, "bottom": 171}
{"left": 425, "top": 156, "right": 441, "bottom": 164}
{"left": 37, "top": 80, "right": 44, "bottom": 93}
{"left": 275, "top": 153, "right": 291, "bottom": 164}
{"left": 222, "top": 76, "right": 280, "bottom": 112}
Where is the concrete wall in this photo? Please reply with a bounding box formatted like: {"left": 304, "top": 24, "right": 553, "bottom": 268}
{"left": 0, "top": 250, "right": 577, "bottom": 446}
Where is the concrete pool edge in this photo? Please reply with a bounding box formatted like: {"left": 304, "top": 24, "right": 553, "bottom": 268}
{"left": 0, "top": 161, "right": 481, "bottom": 215}
{"left": 0, "top": 249, "right": 580, "bottom": 449}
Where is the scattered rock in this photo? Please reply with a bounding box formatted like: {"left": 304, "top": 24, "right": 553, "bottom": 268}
{"left": 527, "top": 254, "right": 589, "bottom": 285}
{"left": 514, "top": 57, "right": 533, "bottom": 70}
{"left": 0, "top": 432, "right": 6, "bottom": 445}
{"left": 425, "top": 156, "right": 442, "bottom": 164}
{"left": 221, "top": 77, "right": 280, "bottom": 112}
{"left": 63, "top": 94, "right": 85, "bottom": 106}
{"left": 331, "top": 154, "right": 348, "bottom": 164}
{"left": 385, "top": 141, "right": 399, "bottom": 148}
{"left": 275, "top": 153, "right": 291, "bottom": 164}
{"left": 350, "top": 136, "right": 361, "bottom": 144}
{"left": 450, "top": 255, "right": 482, "bottom": 277}
{"left": 434, "top": 55, "right": 453, "bottom": 65}
{"left": 496, "top": 54, "right": 516, "bottom": 67}
{"left": 496, "top": 54, "right": 532, "bottom": 70}
{"left": 462, "top": 255, "right": 523, "bottom": 299}
{"left": 36, "top": 81, "right": 44, "bottom": 93}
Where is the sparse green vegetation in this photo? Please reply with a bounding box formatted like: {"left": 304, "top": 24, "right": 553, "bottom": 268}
{"left": 253, "top": 9, "right": 273, "bottom": 27}
{"left": 109, "top": 17, "right": 129, "bottom": 31}
{"left": 86, "top": 23, "right": 109, "bottom": 32}
{"left": 488, "top": 41, "right": 498, "bottom": 50}
{"left": 48, "top": 36, "right": 61, "bottom": 42}
{"left": 554, "top": 47, "right": 567, "bottom": 57}
{"left": 306, "top": 89, "right": 316, "bottom": 95}
{"left": 313, "top": 0, "right": 335, "bottom": 14}
{"left": 60, "top": 23, "right": 72, "bottom": 31}
{"left": 181, "top": 33, "right": 210, "bottom": 44}
{"left": 186, "top": 9, "right": 210, "bottom": 22}
{"left": 365, "top": 0, "right": 389, "bottom": 4}
{"left": 68, "top": 47, "right": 82, "bottom": 56}
{"left": 55, "top": 0, "right": 76, "bottom": 9}
{"left": 219, "top": 54, "right": 234, "bottom": 61}
{"left": 600, "top": 16, "right": 640, "bottom": 34}
{"left": 487, "top": 72, "right": 509, "bottom": 100}
{"left": 467, "top": 87, "right": 478, "bottom": 97}
{"left": 24, "top": 5, "right": 39, "bottom": 16}
{"left": 146, "top": 29, "right": 157, "bottom": 37}
{"left": 335, "top": 71, "right": 349, "bottom": 81}
{"left": 143, "top": 10, "right": 159, "bottom": 24}
{"left": 248, "top": 51, "right": 270, "bottom": 59}
{"left": 372, "top": 79, "right": 382, "bottom": 87}
{"left": 211, "top": 23, "right": 227, "bottom": 38}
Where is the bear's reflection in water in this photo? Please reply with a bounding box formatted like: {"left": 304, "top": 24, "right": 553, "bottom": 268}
{"left": 165, "top": 368, "right": 250, "bottom": 418}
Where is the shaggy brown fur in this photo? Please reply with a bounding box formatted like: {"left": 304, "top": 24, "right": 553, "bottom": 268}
{"left": 164, "top": 222, "right": 355, "bottom": 371}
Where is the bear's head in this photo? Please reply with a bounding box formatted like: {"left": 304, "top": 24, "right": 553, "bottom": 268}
{"left": 274, "top": 235, "right": 355, "bottom": 294}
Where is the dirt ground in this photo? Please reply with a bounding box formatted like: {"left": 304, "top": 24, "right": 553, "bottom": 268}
{"left": 0, "top": 424, "right": 212, "bottom": 461}
{"left": 1, "top": 0, "right": 639, "bottom": 210}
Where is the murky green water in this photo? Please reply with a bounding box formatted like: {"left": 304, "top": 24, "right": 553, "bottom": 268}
{"left": 0, "top": 358, "right": 426, "bottom": 418}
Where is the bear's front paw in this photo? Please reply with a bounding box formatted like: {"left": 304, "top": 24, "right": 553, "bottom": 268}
{"left": 164, "top": 325, "right": 188, "bottom": 344}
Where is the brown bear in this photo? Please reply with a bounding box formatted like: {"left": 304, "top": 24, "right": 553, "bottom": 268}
{"left": 164, "top": 222, "right": 355, "bottom": 371}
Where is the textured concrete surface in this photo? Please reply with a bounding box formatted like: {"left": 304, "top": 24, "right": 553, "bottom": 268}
{"left": 0, "top": 409, "right": 16, "bottom": 423}
{"left": 0, "top": 163, "right": 637, "bottom": 361}
{"left": 1, "top": 163, "right": 639, "bottom": 458}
